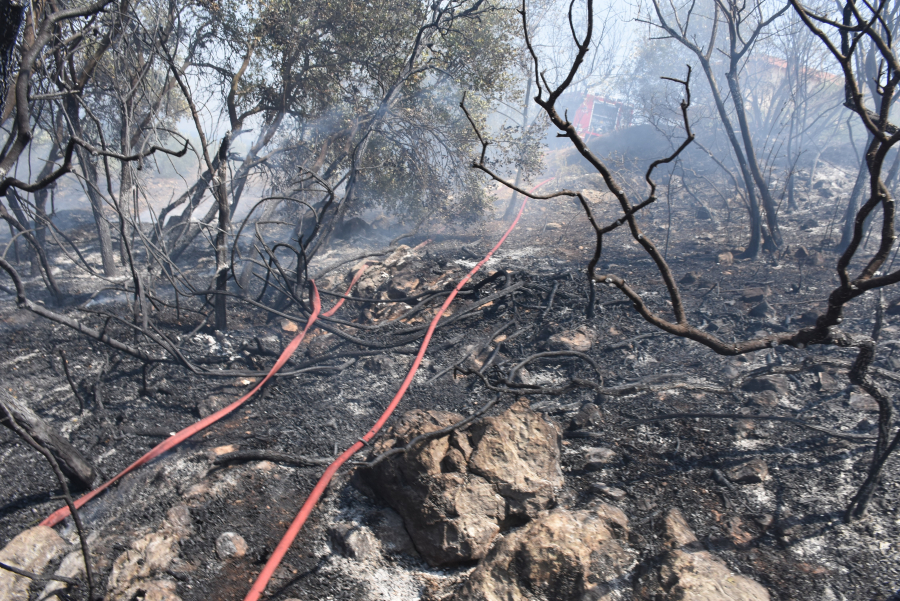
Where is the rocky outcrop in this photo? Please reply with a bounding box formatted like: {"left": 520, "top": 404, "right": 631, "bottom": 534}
{"left": 0, "top": 525, "right": 68, "bottom": 600}
{"left": 635, "top": 508, "right": 770, "bottom": 601}
{"left": 356, "top": 400, "right": 563, "bottom": 566}
{"left": 451, "top": 504, "right": 636, "bottom": 601}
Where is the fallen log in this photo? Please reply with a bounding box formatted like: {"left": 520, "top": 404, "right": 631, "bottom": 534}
{"left": 0, "top": 389, "right": 98, "bottom": 490}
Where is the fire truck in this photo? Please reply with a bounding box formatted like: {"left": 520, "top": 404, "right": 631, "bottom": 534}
{"left": 571, "top": 94, "right": 633, "bottom": 140}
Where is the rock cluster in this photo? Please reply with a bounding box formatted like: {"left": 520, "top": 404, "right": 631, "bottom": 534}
{"left": 357, "top": 405, "right": 772, "bottom": 601}
{"left": 451, "top": 504, "right": 636, "bottom": 601}
{"left": 355, "top": 400, "right": 563, "bottom": 565}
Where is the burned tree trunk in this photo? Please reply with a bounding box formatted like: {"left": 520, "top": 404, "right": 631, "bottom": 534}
{"left": 214, "top": 135, "right": 231, "bottom": 331}
{"left": 0, "top": 0, "right": 25, "bottom": 119}
{"left": 0, "top": 389, "right": 98, "bottom": 490}
{"left": 839, "top": 144, "right": 871, "bottom": 252}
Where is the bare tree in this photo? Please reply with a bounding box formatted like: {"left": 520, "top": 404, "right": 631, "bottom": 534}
{"left": 467, "top": 0, "right": 900, "bottom": 520}
{"left": 643, "top": 0, "right": 788, "bottom": 256}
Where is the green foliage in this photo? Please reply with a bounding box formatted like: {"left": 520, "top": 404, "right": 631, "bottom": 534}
{"left": 199, "top": 0, "right": 524, "bottom": 224}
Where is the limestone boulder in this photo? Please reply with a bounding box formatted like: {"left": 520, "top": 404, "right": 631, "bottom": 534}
{"left": 215, "top": 531, "right": 248, "bottom": 559}
{"left": 726, "top": 459, "right": 769, "bottom": 484}
{"left": 656, "top": 550, "right": 770, "bottom": 601}
{"left": 0, "top": 526, "right": 68, "bottom": 600}
{"left": 356, "top": 400, "right": 563, "bottom": 566}
{"left": 451, "top": 504, "right": 636, "bottom": 601}
{"left": 466, "top": 401, "right": 564, "bottom": 519}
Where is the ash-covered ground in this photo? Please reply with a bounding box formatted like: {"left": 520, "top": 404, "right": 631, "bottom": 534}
{"left": 0, "top": 166, "right": 899, "bottom": 600}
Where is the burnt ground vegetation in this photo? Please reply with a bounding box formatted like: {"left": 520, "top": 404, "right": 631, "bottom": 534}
{"left": 1, "top": 165, "right": 899, "bottom": 600}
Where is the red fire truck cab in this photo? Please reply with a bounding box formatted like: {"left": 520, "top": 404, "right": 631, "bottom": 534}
{"left": 571, "top": 95, "right": 633, "bottom": 140}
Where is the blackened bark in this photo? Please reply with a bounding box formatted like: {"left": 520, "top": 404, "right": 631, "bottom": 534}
{"left": 32, "top": 140, "right": 61, "bottom": 256}
{"left": 0, "top": 388, "right": 98, "bottom": 490}
{"left": 696, "top": 62, "right": 762, "bottom": 258}
{"left": 725, "top": 70, "right": 782, "bottom": 249}
{"left": 1, "top": 190, "right": 63, "bottom": 302}
{"left": 214, "top": 135, "right": 231, "bottom": 331}
{"left": 63, "top": 95, "right": 118, "bottom": 277}
{"left": 75, "top": 144, "right": 119, "bottom": 277}
{"left": 839, "top": 154, "right": 870, "bottom": 252}
{"left": 0, "top": 0, "right": 24, "bottom": 118}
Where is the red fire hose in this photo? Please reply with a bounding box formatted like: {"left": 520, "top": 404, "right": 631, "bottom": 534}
{"left": 242, "top": 189, "right": 536, "bottom": 601}
{"left": 38, "top": 179, "right": 545, "bottom": 600}
{"left": 41, "top": 265, "right": 370, "bottom": 528}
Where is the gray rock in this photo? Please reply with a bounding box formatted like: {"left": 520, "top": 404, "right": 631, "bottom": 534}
{"left": 569, "top": 402, "right": 602, "bottom": 430}
{"left": 741, "top": 375, "right": 790, "bottom": 396}
{"left": 817, "top": 371, "right": 840, "bottom": 392}
{"left": 742, "top": 287, "right": 771, "bottom": 303}
{"left": 637, "top": 508, "right": 770, "bottom": 601}
{"left": 388, "top": 272, "right": 420, "bottom": 299}
{"left": 749, "top": 300, "right": 775, "bottom": 318}
{"left": 726, "top": 458, "right": 769, "bottom": 484}
{"left": 749, "top": 390, "right": 779, "bottom": 408}
{"left": 543, "top": 327, "right": 593, "bottom": 352}
{"left": 451, "top": 505, "right": 636, "bottom": 601}
{"left": 591, "top": 483, "right": 627, "bottom": 501}
{"left": 107, "top": 506, "right": 193, "bottom": 600}
{"left": 857, "top": 419, "right": 877, "bottom": 432}
{"left": 254, "top": 335, "right": 281, "bottom": 356}
{"left": 733, "top": 419, "right": 755, "bottom": 439}
{"left": 363, "top": 355, "right": 396, "bottom": 374}
{"left": 849, "top": 391, "right": 879, "bottom": 411}
{"left": 215, "top": 532, "right": 248, "bottom": 560}
{"left": 755, "top": 514, "right": 775, "bottom": 530}
{"left": 583, "top": 447, "right": 616, "bottom": 470}
{"left": 800, "top": 218, "right": 818, "bottom": 230}
{"left": 367, "top": 507, "right": 418, "bottom": 556}
{"left": 355, "top": 400, "right": 563, "bottom": 566}
{"left": 886, "top": 297, "right": 900, "bottom": 316}
{"left": 721, "top": 364, "right": 741, "bottom": 379}
{"left": 328, "top": 523, "right": 378, "bottom": 559}
{"left": 680, "top": 271, "right": 701, "bottom": 285}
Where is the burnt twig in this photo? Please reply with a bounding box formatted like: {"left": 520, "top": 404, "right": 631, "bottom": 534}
{"left": 622, "top": 412, "right": 877, "bottom": 442}
{"left": 214, "top": 450, "right": 332, "bottom": 467}
{"left": 0, "top": 560, "right": 80, "bottom": 586}
{"left": 58, "top": 349, "right": 84, "bottom": 412}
